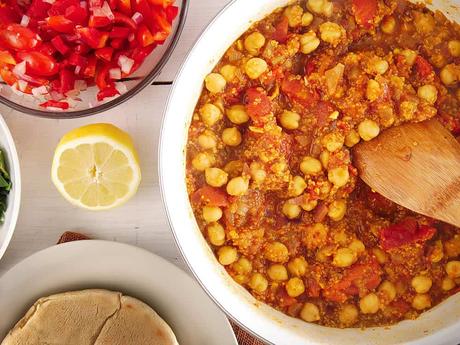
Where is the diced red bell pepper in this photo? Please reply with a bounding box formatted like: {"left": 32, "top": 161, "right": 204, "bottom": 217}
{"left": 95, "top": 62, "right": 112, "bottom": 89}
{"left": 75, "top": 43, "right": 90, "bottom": 55}
{"left": 134, "top": 0, "right": 155, "bottom": 32}
{"left": 245, "top": 87, "right": 272, "bottom": 123}
{"left": 64, "top": 4, "right": 88, "bottom": 25}
{"left": 152, "top": 31, "right": 169, "bottom": 43}
{"left": 89, "top": 15, "right": 112, "bottom": 28}
{"left": 46, "top": 15, "right": 76, "bottom": 33}
{"left": 110, "top": 38, "right": 125, "bottom": 49}
{"left": 49, "top": 0, "right": 80, "bottom": 16}
{"left": 89, "top": 0, "right": 104, "bottom": 9}
{"left": 110, "top": 26, "right": 131, "bottom": 38}
{"left": 76, "top": 27, "right": 109, "bottom": 49}
{"left": 113, "top": 12, "right": 137, "bottom": 30}
{"left": 137, "top": 24, "right": 155, "bottom": 47}
{"left": 97, "top": 86, "right": 119, "bottom": 101}
{"left": 379, "top": 218, "right": 437, "bottom": 251}
{"left": 27, "top": 0, "right": 52, "bottom": 20}
{"left": 0, "top": 67, "right": 17, "bottom": 86}
{"left": 17, "top": 51, "right": 60, "bottom": 77}
{"left": 83, "top": 56, "right": 97, "bottom": 77}
{"left": 59, "top": 68, "right": 75, "bottom": 94}
{"left": 37, "top": 42, "right": 56, "bottom": 56}
{"left": 0, "top": 6, "right": 21, "bottom": 27}
{"left": 95, "top": 46, "right": 114, "bottom": 61}
{"left": 117, "top": 0, "right": 132, "bottom": 15}
{"left": 0, "top": 24, "right": 40, "bottom": 50}
{"left": 68, "top": 52, "right": 87, "bottom": 68}
{"left": 165, "top": 5, "right": 179, "bottom": 22}
{"left": 147, "top": 0, "right": 174, "bottom": 7}
{"left": 51, "top": 36, "right": 70, "bottom": 55}
{"left": 352, "top": 0, "right": 378, "bottom": 29}
{"left": 0, "top": 51, "right": 16, "bottom": 66}
{"left": 40, "top": 100, "right": 70, "bottom": 109}
{"left": 191, "top": 186, "right": 229, "bottom": 207}
{"left": 272, "top": 16, "right": 288, "bottom": 43}
{"left": 151, "top": 8, "right": 171, "bottom": 34}
{"left": 414, "top": 56, "right": 433, "bottom": 79}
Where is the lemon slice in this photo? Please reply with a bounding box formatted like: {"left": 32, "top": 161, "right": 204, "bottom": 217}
{"left": 51, "top": 123, "right": 141, "bottom": 210}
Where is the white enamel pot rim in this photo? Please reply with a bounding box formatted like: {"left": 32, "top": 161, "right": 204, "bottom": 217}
{"left": 159, "top": 1, "right": 460, "bottom": 344}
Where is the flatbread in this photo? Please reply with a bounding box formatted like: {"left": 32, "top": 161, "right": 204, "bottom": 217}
{"left": 1, "top": 289, "right": 179, "bottom": 345}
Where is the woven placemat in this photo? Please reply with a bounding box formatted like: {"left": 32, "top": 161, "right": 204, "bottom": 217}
{"left": 57, "top": 231, "right": 266, "bottom": 345}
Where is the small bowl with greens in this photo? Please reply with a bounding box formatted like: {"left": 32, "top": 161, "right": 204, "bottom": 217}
{"left": 0, "top": 114, "right": 21, "bottom": 261}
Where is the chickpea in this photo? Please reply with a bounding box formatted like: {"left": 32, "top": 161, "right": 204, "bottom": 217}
{"left": 328, "top": 166, "right": 350, "bottom": 187}
{"left": 399, "top": 100, "right": 417, "bottom": 121}
{"left": 282, "top": 202, "right": 302, "bottom": 219}
{"left": 381, "top": 16, "right": 396, "bottom": 34}
{"left": 412, "top": 294, "right": 431, "bottom": 310}
{"left": 448, "top": 40, "right": 460, "bottom": 57}
{"left": 287, "top": 257, "right": 308, "bottom": 277}
{"left": 442, "top": 277, "right": 456, "bottom": 291}
{"left": 198, "top": 132, "right": 217, "bottom": 149}
{"left": 345, "top": 130, "right": 360, "bottom": 148}
{"left": 205, "top": 167, "right": 228, "bottom": 188}
{"left": 286, "top": 277, "right": 305, "bottom": 297}
{"left": 359, "top": 293, "right": 380, "bottom": 314}
{"left": 358, "top": 119, "right": 380, "bottom": 141}
{"left": 417, "top": 85, "right": 438, "bottom": 105}
{"left": 400, "top": 49, "right": 418, "bottom": 65}
{"left": 220, "top": 64, "right": 237, "bottom": 82}
{"left": 319, "top": 22, "right": 345, "bottom": 47}
{"left": 300, "top": 303, "right": 320, "bottom": 322}
{"left": 446, "top": 261, "right": 460, "bottom": 278}
{"left": 339, "top": 304, "right": 358, "bottom": 326}
{"left": 366, "top": 79, "right": 381, "bottom": 101}
{"left": 301, "top": 199, "right": 318, "bottom": 212}
{"left": 301, "top": 12, "right": 314, "bottom": 26}
{"left": 378, "top": 281, "right": 397, "bottom": 302}
{"left": 440, "top": 64, "right": 458, "bottom": 86}
{"left": 307, "top": 0, "right": 325, "bottom": 14}
{"left": 207, "top": 222, "right": 226, "bottom": 246}
{"left": 265, "top": 242, "right": 289, "bottom": 263}
{"left": 232, "top": 257, "right": 252, "bottom": 275}
{"left": 322, "top": 1, "right": 333, "bottom": 17}
{"left": 321, "top": 132, "right": 344, "bottom": 152}
{"left": 245, "top": 57, "right": 268, "bottom": 79}
{"left": 349, "top": 239, "right": 365, "bottom": 254}
{"left": 199, "top": 103, "right": 222, "bottom": 127}
{"left": 328, "top": 199, "right": 347, "bottom": 221}
{"left": 250, "top": 162, "right": 266, "bottom": 184}
{"left": 300, "top": 156, "right": 322, "bottom": 175}
{"left": 319, "top": 151, "right": 329, "bottom": 169}
{"left": 284, "top": 5, "right": 303, "bottom": 27}
{"left": 222, "top": 127, "right": 242, "bottom": 147}
{"left": 268, "top": 264, "right": 289, "bottom": 281}
{"left": 372, "top": 248, "right": 388, "bottom": 264}
{"left": 333, "top": 248, "right": 356, "bottom": 268}
{"left": 300, "top": 31, "right": 320, "bottom": 54}
{"left": 290, "top": 176, "right": 307, "bottom": 197}
{"left": 226, "top": 105, "right": 249, "bottom": 124}
{"left": 411, "top": 275, "right": 433, "bottom": 294}
{"left": 248, "top": 273, "right": 268, "bottom": 292}
{"left": 414, "top": 12, "right": 435, "bottom": 34}
{"left": 372, "top": 60, "right": 389, "bottom": 75}
{"left": 244, "top": 32, "right": 266, "bottom": 55}
{"left": 226, "top": 176, "right": 249, "bottom": 196}
{"left": 429, "top": 240, "right": 444, "bottom": 263}
{"left": 192, "top": 152, "right": 213, "bottom": 171}
{"left": 280, "top": 110, "right": 301, "bottom": 130}
{"left": 217, "top": 246, "right": 238, "bottom": 265}
{"left": 202, "top": 206, "right": 222, "bottom": 223}
{"left": 205, "top": 73, "right": 226, "bottom": 93}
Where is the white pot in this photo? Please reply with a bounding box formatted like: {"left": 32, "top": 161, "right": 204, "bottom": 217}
{"left": 159, "top": 1, "right": 460, "bottom": 344}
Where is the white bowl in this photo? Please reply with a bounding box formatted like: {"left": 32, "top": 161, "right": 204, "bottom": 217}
{"left": 159, "top": 1, "right": 460, "bottom": 344}
{"left": 0, "top": 114, "right": 21, "bottom": 260}
{"left": 0, "top": 240, "right": 237, "bottom": 345}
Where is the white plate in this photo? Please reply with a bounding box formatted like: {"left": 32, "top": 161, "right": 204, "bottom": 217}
{"left": 0, "top": 240, "right": 237, "bottom": 345}
{"left": 0, "top": 114, "right": 21, "bottom": 260}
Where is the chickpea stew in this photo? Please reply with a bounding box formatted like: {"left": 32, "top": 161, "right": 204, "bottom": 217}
{"left": 185, "top": 0, "right": 460, "bottom": 328}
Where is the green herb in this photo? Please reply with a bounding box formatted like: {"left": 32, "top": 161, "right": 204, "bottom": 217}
{"left": 0, "top": 150, "right": 11, "bottom": 223}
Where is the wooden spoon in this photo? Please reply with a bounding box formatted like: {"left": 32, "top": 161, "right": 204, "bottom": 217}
{"left": 353, "top": 119, "right": 460, "bottom": 228}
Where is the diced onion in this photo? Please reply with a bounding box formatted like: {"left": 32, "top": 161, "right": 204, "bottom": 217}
{"left": 50, "top": 91, "right": 65, "bottom": 101}
{"left": 109, "top": 68, "right": 122, "bottom": 80}
{"left": 118, "top": 55, "right": 134, "bottom": 74}
{"left": 11, "top": 83, "right": 24, "bottom": 96}
{"left": 128, "top": 33, "right": 135, "bottom": 42}
{"left": 132, "top": 12, "right": 144, "bottom": 24}
{"left": 74, "top": 80, "right": 88, "bottom": 91}
{"left": 20, "top": 15, "right": 30, "bottom": 27}
{"left": 65, "top": 89, "right": 81, "bottom": 98}
{"left": 43, "top": 0, "right": 56, "bottom": 4}
{"left": 74, "top": 65, "right": 82, "bottom": 75}
{"left": 93, "top": 1, "right": 114, "bottom": 20}
{"left": 115, "top": 82, "right": 128, "bottom": 94}
{"left": 80, "top": 1, "right": 87, "bottom": 8}
{"left": 32, "top": 86, "right": 49, "bottom": 98}
{"left": 13, "top": 61, "right": 26, "bottom": 77}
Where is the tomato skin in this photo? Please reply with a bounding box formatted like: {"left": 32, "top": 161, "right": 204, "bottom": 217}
{"left": 0, "top": 24, "right": 40, "bottom": 51}
{"left": 245, "top": 87, "right": 272, "bottom": 123}
{"left": 272, "top": 16, "right": 289, "bottom": 43}
{"left": 352, "top": 0, "right": 378, "bottom": 29}
{"left": 191, "top": 186, "right": 229, "bottom": 207}
{"left": 414, "top": 56, "right": 433, "bottom": 79}
{"left": 379, "top": 218, "right": 436, "bottom": 250}
{"left": 17, "top": 51, "right": 60, "bottom": 77}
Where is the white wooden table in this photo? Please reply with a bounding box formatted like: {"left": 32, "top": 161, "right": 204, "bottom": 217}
{"left": 0, "top": 0, "right": 230, "bottom": 276}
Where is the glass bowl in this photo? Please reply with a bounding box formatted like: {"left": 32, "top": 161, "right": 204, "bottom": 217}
{"left": 0, "top": 0, "right": 188, "bottom": 119}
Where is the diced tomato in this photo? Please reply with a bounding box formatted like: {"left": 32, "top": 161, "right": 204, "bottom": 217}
{"left": 76, "top": 27, "right": 109, "bottom": 49}
{"left": 46, "top": 15, "right": 76, "bottom": 33}
{"left": 352, "top": 0, "right": 378, "bottom": 29}
{"left": 379, "top": 218, "right": 436, "bottom": 250}
{"left": 191, "top": 186, "right": 229, "bottom": 207}
{"left": 95, "top": 46, "right": 114, "bottom": 61}
{"left": 113, "top": 12, "right": 137, "bottom": 30}
{"left": 17, "top": 51, "right": 60, "bottom": 77}
{"left": 0, "top": 24, "right": 40, "bottom": 50}
{"left": 51, "top": 36, "right": 70, "bottom": 55}
{"left": 281, "top": 77, "right": 319, "bottom": 108}
{"left": 40, "top": 100, "right": 70, "bottom": 109}
{"left": 244, "top": 87, "right": 272, "bottom": 123}
{"left": 97, "top": 86, "right": 119, "bottom": 101}
{"left": 27, "top": 0, "right": 52, "bottom": 20}
{"left": 277, "top": 289, "right": 298, "bottom": 308}
{"left": 59, "top": 68, "right": 75, "bottom": 94}
{"left": 117, "top": 0, "right": 132, "bottom": 15}
{"left": 0, "top": 51, "right": 16, "bottom": 66}
{"left": 137, "top": 24, "right": 155, "bottom": 47}
{"left": 305, "top": 277, "right": 321, "bottom": 297}
{"left": 272, "top": 16, "right": 288, "bottom": 43}
{"left": 414, "top": 56, "right": 433, "bottom": 79}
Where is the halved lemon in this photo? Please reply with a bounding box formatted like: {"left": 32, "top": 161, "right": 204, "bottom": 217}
{"left": 51, "top": 123, "right": 141, "bottom": 210}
